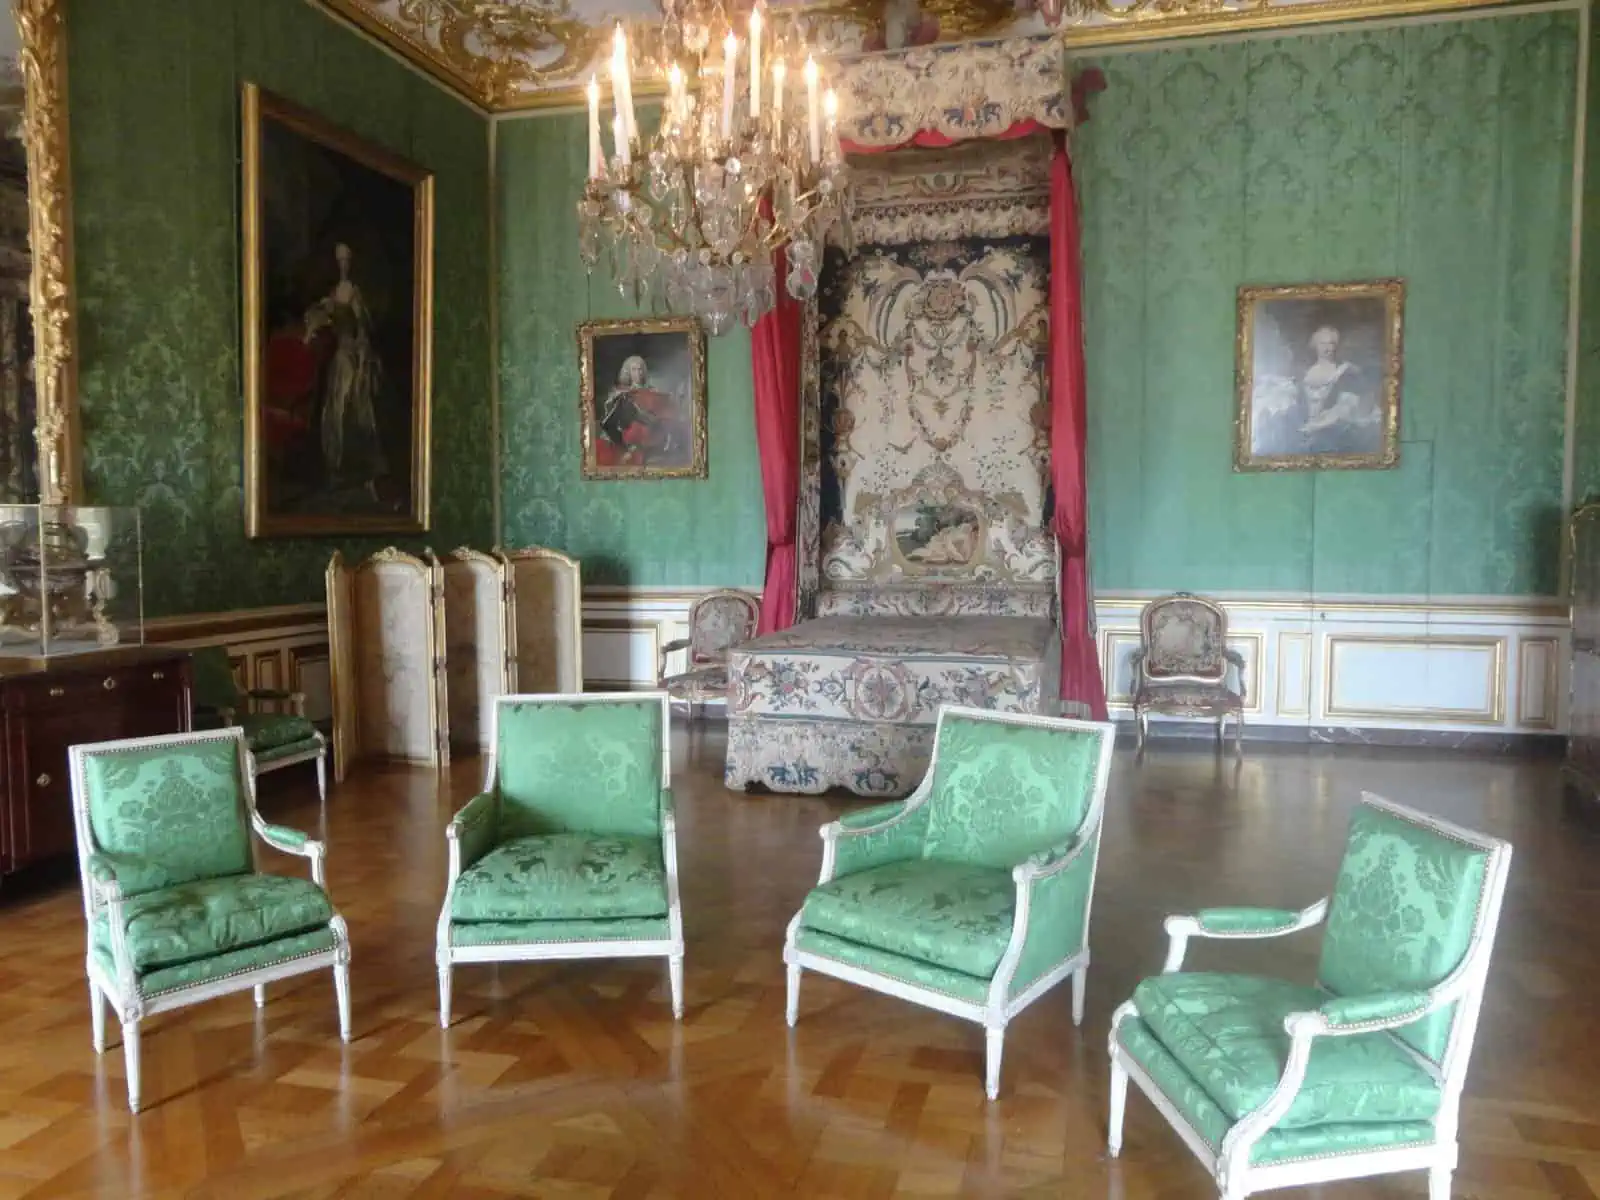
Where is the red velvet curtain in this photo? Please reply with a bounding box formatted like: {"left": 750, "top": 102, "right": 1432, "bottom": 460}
{"left": 751, "top": 245, "right": 801, "bottom": 634}
{"left": 1049, "top": 135, "right": 1108, "bottom": 720}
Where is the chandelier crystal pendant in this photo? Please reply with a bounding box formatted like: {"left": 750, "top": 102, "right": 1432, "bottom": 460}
{"left": 578, "top": 1, "right": 852, "bottom": 335}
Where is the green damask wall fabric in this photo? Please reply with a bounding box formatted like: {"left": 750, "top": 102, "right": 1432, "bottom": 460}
{"left": 1076, "top": 12, "right": 1576, "bottom": 596}
{"left": 68, "top": 0, "right": 493, "bottom": 616}
{"left": 496, "top": 113, "right": 766, "bottom": 587}
{"left": 1573, "top": 14, "right": 1600, "bottom": 508}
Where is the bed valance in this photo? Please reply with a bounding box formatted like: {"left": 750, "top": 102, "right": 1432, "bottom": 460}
{"left": 832, "top": 37, "right": 1070, "bottom": 152}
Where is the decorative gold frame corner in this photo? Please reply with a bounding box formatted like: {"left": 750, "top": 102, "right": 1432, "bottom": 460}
{"left": 16, "top": 0, "right": 80, "bottom": 504}
{"left": 577, "top": 316, "right": 708, "bottom": 481}
{"left": 240, "top": 82, "right": 436, "bottom": 539}
{"left": 1233, "top": 277, "right": 1405, "bottom": 474}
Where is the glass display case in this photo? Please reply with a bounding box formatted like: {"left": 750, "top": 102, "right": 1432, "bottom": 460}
{"left": 0, "top": 505, "right": 143, "bottom": 657}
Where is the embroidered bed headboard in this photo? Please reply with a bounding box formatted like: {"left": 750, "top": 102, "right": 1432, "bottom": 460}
{"left": 798, "top": 132, "right": 1058, "bottom": 622}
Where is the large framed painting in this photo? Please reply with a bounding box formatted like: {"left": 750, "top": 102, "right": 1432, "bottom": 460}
{"left": 578, "top": 317, "right": 707, "bottom": 480}
{"left": 1234, "top": 279, "right": 1404, "bottom": 472}
{"left": 241, "top": 83, "right": 434, "bottom": 538}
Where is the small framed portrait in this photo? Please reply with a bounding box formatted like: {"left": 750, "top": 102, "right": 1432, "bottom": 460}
{"left": 578, "top": 317, "right": 707, "bottom": 480}
{"left": 1234, "top": 279, "right": 1404, "bottom": 472}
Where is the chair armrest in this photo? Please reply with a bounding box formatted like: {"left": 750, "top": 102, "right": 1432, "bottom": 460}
{"left": 818, "top": 793, "right": 931, "bottom": 884}
{"left": 658, "top": 638, "right": 692, "bottom": 683}
{"left": 251, "top": 816, "right": 328, "bottom": 886}
{"left": 85, "top": 853, "right": 138, "bottom": 991}
{"left": 1015, "top": 833, "right": 1091, "bottom": 880}
{"left": 1313, "top": 990, "right": 1434, "bottom": 1032}
{"left": 445, "top": 792, "right": 499, "bottom": 882}
{"left": 195, "top": 703, "right": 238, "bottom": 727}
{"left": 86, "top": 851, "right": 125, "bottom": 903}
{"left": 1003, "top": 829, "right": 1102, "bottom": 1001}
{"left": 1163, "top": 899, "right": 1329, "bottom": 972}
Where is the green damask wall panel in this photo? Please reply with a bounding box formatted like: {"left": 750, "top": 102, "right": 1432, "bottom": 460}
{"left": 1077, "top": 12, "right": 1576, "bottom": 597}
{"left": 68, "top": 0, "right": 492, "bottom": 616}
{"left": 1573, "top": 13, "right": 1600, "bottom": 514}
{"left": 497, "top": 114, "right": 765, "bottom": 587}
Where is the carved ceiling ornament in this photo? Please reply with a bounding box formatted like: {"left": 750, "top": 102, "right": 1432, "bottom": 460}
{"left": 319, "top": 0, "right": 1502, "bottom": 111}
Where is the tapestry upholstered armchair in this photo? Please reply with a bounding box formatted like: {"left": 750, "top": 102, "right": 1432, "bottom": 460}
{"left": 784, "top": 707, "right": 1116, "bottom": 1099}
{"left": 1108, "top": 794, "right": 1512, "bottom": 1200}
{"left": 1132, "top": 592, "right": 1246, "bottom": 752}
{"left": 192, "top": 645, "right": 328, "bottom": 800}
{"left": 658, "top": 589, "right": 760, "bottom": 716}
{"left": 436, "top": 693, "right": 684, "bottom": 1026}
{"left": 69, "top": 728, "right": 352, "bottom": 1113}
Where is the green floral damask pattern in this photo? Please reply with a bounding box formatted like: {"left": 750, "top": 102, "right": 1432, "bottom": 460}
{"left": 450, "top": 833, "right": 667, "bottom": 922}
{"left": 69, "top": 0, "right": 492, "bottom": 615}
{"left": 94, "top": 927, "right": 338, "bottom": 998}
{"left": 1077, "top": 13, "right": 1576, "bottom": 596}
{"left": 794, "top": 928, "right": 991, "bottom": 1004}
{"left": 1316, "top": 805, "right": 1488, "bottom": 1062}
{"left": 1133, "top": 973, "right": 1442, "bottom": 1130}
{"left": 921, "top": 716, "right": 1102, "bottom": 869}
{"left": 450, "top": 916, "right": 671, "bottom": 948}
{"left": 1115, "top": 1018, "right": 1438, "bottom": 1166}
{"left": 496, "top": 113, "right": 765, "bottom": 588}
{"left": 495, "top": 701, "right": 664, "bottom": 839}
{"left": 801, "top": 858, "right": 1015, "bottom": 978}
{"left": 101, "top": 873, "right": 334, "bottom": 971}
{"left": 84, "top": 741, "right": 251, "bottom": 894}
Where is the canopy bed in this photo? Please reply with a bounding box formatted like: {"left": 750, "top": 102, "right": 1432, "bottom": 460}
{"left": 726, "top": 39, "right": 1105, "bottom": 797}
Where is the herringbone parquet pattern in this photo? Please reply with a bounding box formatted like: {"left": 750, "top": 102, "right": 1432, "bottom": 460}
{"left": 0, "top": 731, "right": 1597, "bottom": 1198}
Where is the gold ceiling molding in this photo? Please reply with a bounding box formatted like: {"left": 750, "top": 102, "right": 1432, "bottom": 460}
{"left": 15, "top": 0, "right": 78, "bottom": 503}
{"left": 315, "top": 0, "right": 1531, "bottom": 113}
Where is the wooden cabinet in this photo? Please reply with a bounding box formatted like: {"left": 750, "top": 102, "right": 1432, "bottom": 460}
{"left": 0, "top": 650, "right": 191, "bottom": 876}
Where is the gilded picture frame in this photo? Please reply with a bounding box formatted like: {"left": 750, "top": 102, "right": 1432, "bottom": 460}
{"left": 1234, "top": 279, "right": 1403, "bottom": 473}
{"left": 241, "top": 83, "right": 435, "bottom": 538}
{"left": 578, "top": 317, "right": 707, "bottom": 480}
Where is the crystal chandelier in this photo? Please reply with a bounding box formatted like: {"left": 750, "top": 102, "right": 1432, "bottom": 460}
{"left": 578, "top": 1, "right": 852, "bottom": 335}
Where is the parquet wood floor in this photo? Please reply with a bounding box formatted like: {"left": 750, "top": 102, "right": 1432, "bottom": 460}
{"left": 1, "top": 730, "right": 1598, "bottom": 1199}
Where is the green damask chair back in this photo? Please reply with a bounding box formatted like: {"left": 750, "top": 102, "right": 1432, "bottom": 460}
{"left": 80, "top": 735, "right": 252, "bottom": 896}
{"left": 191, "top": 645, "right": 244, "bottom": 715}
{"left": 493, "top": 696, "right": 667, "bottom": 840}
{"left": 1316, "top": 802, "right": 1493, "bottom": 1064}
{"left": 921, "top": 713, "right": 1104, "bottom": 870}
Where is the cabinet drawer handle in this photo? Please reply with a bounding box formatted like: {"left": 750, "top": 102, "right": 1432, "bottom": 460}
{"left": 102, "top": 677, "right": 117, "bottom": 691}
{"left": 48, "top": 686, "right": 64, "bottom": 697}
{"left": 151, "top": 670, "right": 165, "bottom": 681}
{"left": 35, "top": 773, "right": 50, "bottom": 788}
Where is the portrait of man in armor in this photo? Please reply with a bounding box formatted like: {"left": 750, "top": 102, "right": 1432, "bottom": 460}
{"left": 579, "top": 319, "right": 707, "bottom": 480}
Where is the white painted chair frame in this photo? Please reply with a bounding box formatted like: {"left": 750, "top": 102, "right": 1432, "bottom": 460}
{"left": 435, "top": 692, "right": 686, "bottom": 1027}
{"left": 70, "top": 728, "right": 352, "bottom": 1114}
{"left": 248, "top": 730, "right": 329, "bottom": 803}
{"left": 783, "top": 706, "right": 1117, "bottom": 1100}
{"left": 1106, "top": 793, "right": 1512, "bottom": 1200}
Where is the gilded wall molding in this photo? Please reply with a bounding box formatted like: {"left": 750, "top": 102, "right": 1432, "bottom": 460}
{"left": 14, "top": 0, "right": 78, "bottom": 503}
{"left": 313, "top": 0, "right": 1542, "bottom": 113}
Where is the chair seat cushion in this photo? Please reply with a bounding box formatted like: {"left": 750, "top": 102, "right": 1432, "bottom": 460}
{"left": 240, "top": 712, "right": 320, "bottom": 753}
{"left": 1133, "top": 680, "right": 1243, "bottom": 716}
{"left": 1133, "top": 973, "right": 1442, "bottom": 1130}
{"left": 800, "top": 858, "right": 1015, "bottom": 978}
{"left": 450, "top": 834, "right": 668, "bottom": 923}
{"left": 102, "top": 873, "right": 334, "bottom": 972}
{"left": 663, "top": 665, "right": 728, "bottom": 703}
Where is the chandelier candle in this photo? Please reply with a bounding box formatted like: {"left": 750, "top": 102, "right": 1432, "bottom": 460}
{"left": 586, "top": 75, "right": 601, "bottom": 179}
{"left": 611, "top": 24, "right": 636, "bottom": 142}
{"left": 804, "top": 56, "right": 819, "bottom": 164}
{"left": 749, "top": 6, "right": 762, "bottom": 118}
{"left": 721, "top": 33, "right": 738, "bottom": 140}
{"left": 772, "top": 59, "right": 786, "bottom": 146}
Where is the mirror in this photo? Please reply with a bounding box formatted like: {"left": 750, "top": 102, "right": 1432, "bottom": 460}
{"left": 0, "top": 19, "right": 35, "bottom": 503}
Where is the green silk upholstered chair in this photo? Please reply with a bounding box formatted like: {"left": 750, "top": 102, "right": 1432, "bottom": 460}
{"left": 435, "top": 693, "right": 684, "bottom": 1026}
{"left": 1107, "top": 794, "right": 1512, "bottom": 1200}
{"left": 69, "top": 728, "right": 352, "bottom": 1113}
{"left": 784, "top": 706, "right": 1116, "bottom": 1099}
{"left": 191, "top": 645, "right": 328, "bottom": 801}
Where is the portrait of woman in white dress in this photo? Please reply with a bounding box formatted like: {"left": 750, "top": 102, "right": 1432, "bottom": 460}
{"left": 1236, "top": 280, "right": 1403, "bottom": 471}
{"left": 245, "top": 84, "right": 433, "bottom": 537}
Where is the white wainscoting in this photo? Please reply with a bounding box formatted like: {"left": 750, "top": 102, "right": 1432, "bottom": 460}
{"left": 1096, "top": 593, "right": 1569, "bottom": 736}
{"left": 582, "top": 588, "right": 1570, "bottom": 736}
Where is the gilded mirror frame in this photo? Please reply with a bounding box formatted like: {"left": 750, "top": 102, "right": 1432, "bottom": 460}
{"left": 11, "top": 0, "right": 78, "bottom": 505}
